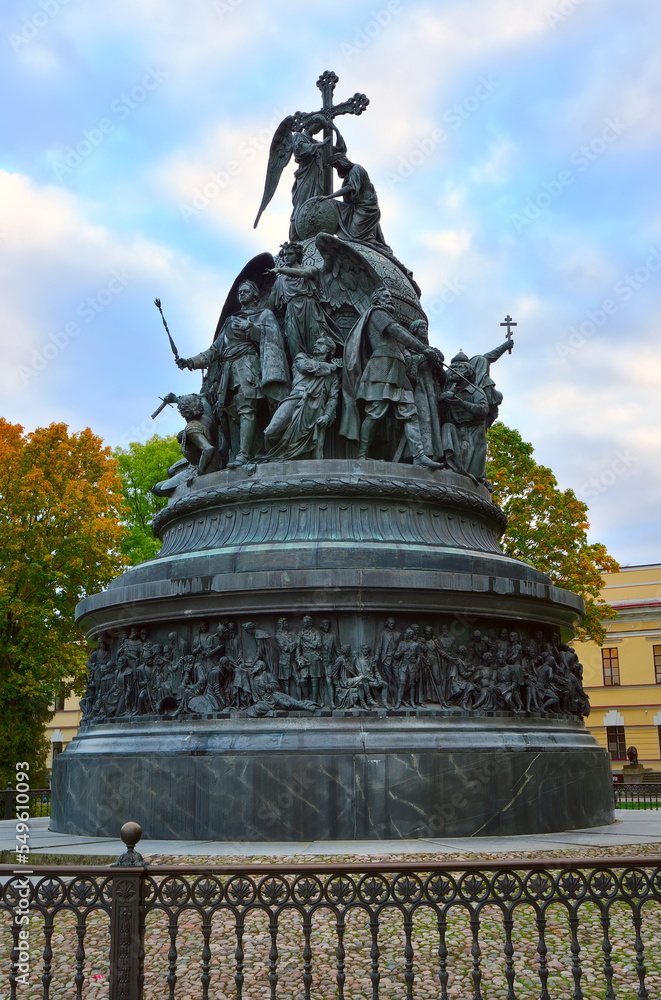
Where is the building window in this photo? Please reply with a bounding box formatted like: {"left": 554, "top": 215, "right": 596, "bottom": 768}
{"left": 654, "top": 645, "right": 661, "bottom": 684}
{"left": 51, "top": 741, "right": 63, "bottom": 759}
{"left": 602, "top": 648, "right": 620, "bottom": 686}
{"left": 658, "top": 727, "right": 661, "bottom": 758}
{"left": 606, "top": 726, "right": 626, "bottom": 761}
{"left": 54, "top": 684, "right": 65, "bottom": 712}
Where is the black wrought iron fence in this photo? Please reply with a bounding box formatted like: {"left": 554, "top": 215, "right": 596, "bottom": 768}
{"left": 614, "top": 784, "right": 661, "bottom": 809}
{"left": 1, "top": 787, "right": 51, "bottom": 821}
{"left": 1, "top": 829, "right": 661, "bottom": 999}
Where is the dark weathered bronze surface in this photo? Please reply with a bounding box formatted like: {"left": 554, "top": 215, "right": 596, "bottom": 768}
{"left": 53, "top": 72, "right": 613, "bottom": 841}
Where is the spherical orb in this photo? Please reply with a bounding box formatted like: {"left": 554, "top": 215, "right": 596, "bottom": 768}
{"left": 294, "top": 197, "right": 339, "bottom": 240}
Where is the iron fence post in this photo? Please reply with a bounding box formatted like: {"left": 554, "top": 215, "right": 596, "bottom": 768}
{"left": 109, "top": 822, "right": 147, "bottom": 1000}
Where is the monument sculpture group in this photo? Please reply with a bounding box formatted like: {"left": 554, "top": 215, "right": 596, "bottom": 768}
{"left": 52, "top": 72, "right": 613, "bottom": 841}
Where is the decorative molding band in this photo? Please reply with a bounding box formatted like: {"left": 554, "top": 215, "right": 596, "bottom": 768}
{"left": 153, "top": 473, "right": 508, "bottom": 547}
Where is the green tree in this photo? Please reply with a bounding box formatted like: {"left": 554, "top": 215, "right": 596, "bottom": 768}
{"left": 113, "top": 435, "right": 182, "bottom": 565}
{"left": 487, "top": 422, "right": 618, "bottom": 644}
{"left": 0, "top": 420, "right": 128, "bottom": 785}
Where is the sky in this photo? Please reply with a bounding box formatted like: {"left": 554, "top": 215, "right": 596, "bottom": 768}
{"left": 0, "top": 0, "right": 659, "bottom": 566}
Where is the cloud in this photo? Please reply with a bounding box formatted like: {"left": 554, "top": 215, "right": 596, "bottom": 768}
{"left": 151, "top": 111, "right": 292, "bottom": 254}
{"left": 0, "top": 170, "right": 224, "bottom": 441}
{"left": 2, "top": 0, "right": 660, "bottom": 566}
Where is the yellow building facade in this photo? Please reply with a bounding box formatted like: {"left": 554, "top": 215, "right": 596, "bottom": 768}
{"left": 575, "top": 563, "right": 661, "bottom": 774}
{"left": 45, "top": 688, "right": 82, "bottom": 779}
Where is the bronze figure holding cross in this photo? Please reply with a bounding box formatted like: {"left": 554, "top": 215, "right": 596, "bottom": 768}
{"left": 253, "top": 70, "right": 370, "bottom": 237}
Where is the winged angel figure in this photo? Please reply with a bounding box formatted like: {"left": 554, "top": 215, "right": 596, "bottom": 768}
{"left": 213, "top": 235, "right": 384, "bottom": 359}
{"left": 262, "top": 235, "right": 385, "bottom": 460}
{"left": 253, "top": 115, "right": 345, "bottom": 241}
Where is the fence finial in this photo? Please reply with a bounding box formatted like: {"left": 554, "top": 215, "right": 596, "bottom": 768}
{"left": 112, "top": 821, "right": 147, "bottom": 867}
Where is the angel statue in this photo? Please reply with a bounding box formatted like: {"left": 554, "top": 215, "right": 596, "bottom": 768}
{"left": 253, "top": 115, "right": 345, "bottom": 241}
{"left": 268, "top": 232, "right": 386, "bottom": 357}
{"left": 253, "top": 73, "right": 371, "bottom": 238}
{"left": 268, "top": 240, "right": 343, "bottom": 359}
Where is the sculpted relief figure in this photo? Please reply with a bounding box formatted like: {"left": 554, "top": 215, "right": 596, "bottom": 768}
{"left": 393, "top": 627, "right": 420, "bottom": 710}
{"left": 159, "top": 392, "right": 218, "bottom": 476}
{"left": 247, "top": 657, "right": 317, "bottom": 717}
{"left": 319, "top": 619, "right": 339, "bottom": 708}
{"left": 318, "top": 140, "right": 389, "bottom": 247}
{"left": 439, "top": 338, "right": 511, "bottom": 485}
{"left": 340, "top": 289, "right": 441, "bottom": 467}
{"left": 177, "top": 280, "right": 289, "bottom": 468}
{"left": 275, "top": 617, "right": 300, "bottom": 698}
{"left": 297, "top": 615, "right": 324, "bottom": 705}
{"left": 81, "top": 615, "right": 590, "bottom": 723}
{"left": 269, "top": 241, "right": 342, "bottom": 359}
{"left": 374, "top": 617, "right": 400, "bottom": 703}
{"left": 264, "top": 333, "right": 341, "bottom": 461}
{"left": 81, "top": 637, "right": 112, "bottom": 720}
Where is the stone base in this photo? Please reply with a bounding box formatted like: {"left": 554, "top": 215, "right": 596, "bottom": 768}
{"left": 51, "top": 715, "right": 614, "bottom": 841}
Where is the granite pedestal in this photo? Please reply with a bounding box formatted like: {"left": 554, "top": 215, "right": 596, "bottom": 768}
{"left": 52, "top": 460, "right": 614, "bottom": 840}
{"left": 51, "top": 713, "right": 612, "bottom": 840}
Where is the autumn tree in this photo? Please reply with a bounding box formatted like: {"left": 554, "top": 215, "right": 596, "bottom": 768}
{"left": 0, "top": 420, "right": 128, "bottom": 785}
{"left": 487, "top": 422, "right": 618, "bottom": 644}
{"left": 113, "top": 435, "right": 182, "bottom": 564}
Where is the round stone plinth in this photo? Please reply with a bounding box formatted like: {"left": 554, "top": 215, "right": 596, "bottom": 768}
{"left": 53, "top": 458, "right": 613, "bottom": 842}
{"left": 51, "top": 714, "right": 614, "bottom": 841}
{"left": 75, "top": 461, "right": 582, "bottom": 640}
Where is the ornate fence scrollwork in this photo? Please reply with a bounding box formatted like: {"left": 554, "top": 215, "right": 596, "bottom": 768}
{"left": 2, "top": 848, "right": 661, "bottom": 999}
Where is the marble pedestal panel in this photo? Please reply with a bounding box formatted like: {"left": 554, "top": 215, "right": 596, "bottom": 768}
{"left": 51, "top": 714, "right": 614, "bottom": 841}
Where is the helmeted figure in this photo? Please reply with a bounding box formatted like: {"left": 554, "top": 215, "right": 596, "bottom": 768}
{"left": 340, "top": 289, "right": 440, "bottom": 467}
{"left": 439, "top": 339, "right": 511, "bottom": 484}
{"left": 177, "top": 280, "right": 289, "bottom": 468}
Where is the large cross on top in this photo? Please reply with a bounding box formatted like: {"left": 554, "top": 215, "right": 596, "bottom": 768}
{"left": 292, "top": 71, "right": 369, "bottom": 195}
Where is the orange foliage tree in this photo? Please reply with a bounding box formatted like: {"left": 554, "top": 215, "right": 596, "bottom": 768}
{"left": 0, "top": 420, "right": 127, "bottom": 784}
{"left": 487, "top": 423, "right": 619, "bottom": 644}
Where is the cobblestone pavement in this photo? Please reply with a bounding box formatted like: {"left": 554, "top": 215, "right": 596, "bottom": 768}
{"left": 2, "top": 841, "right": 661, "bottom": 998}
